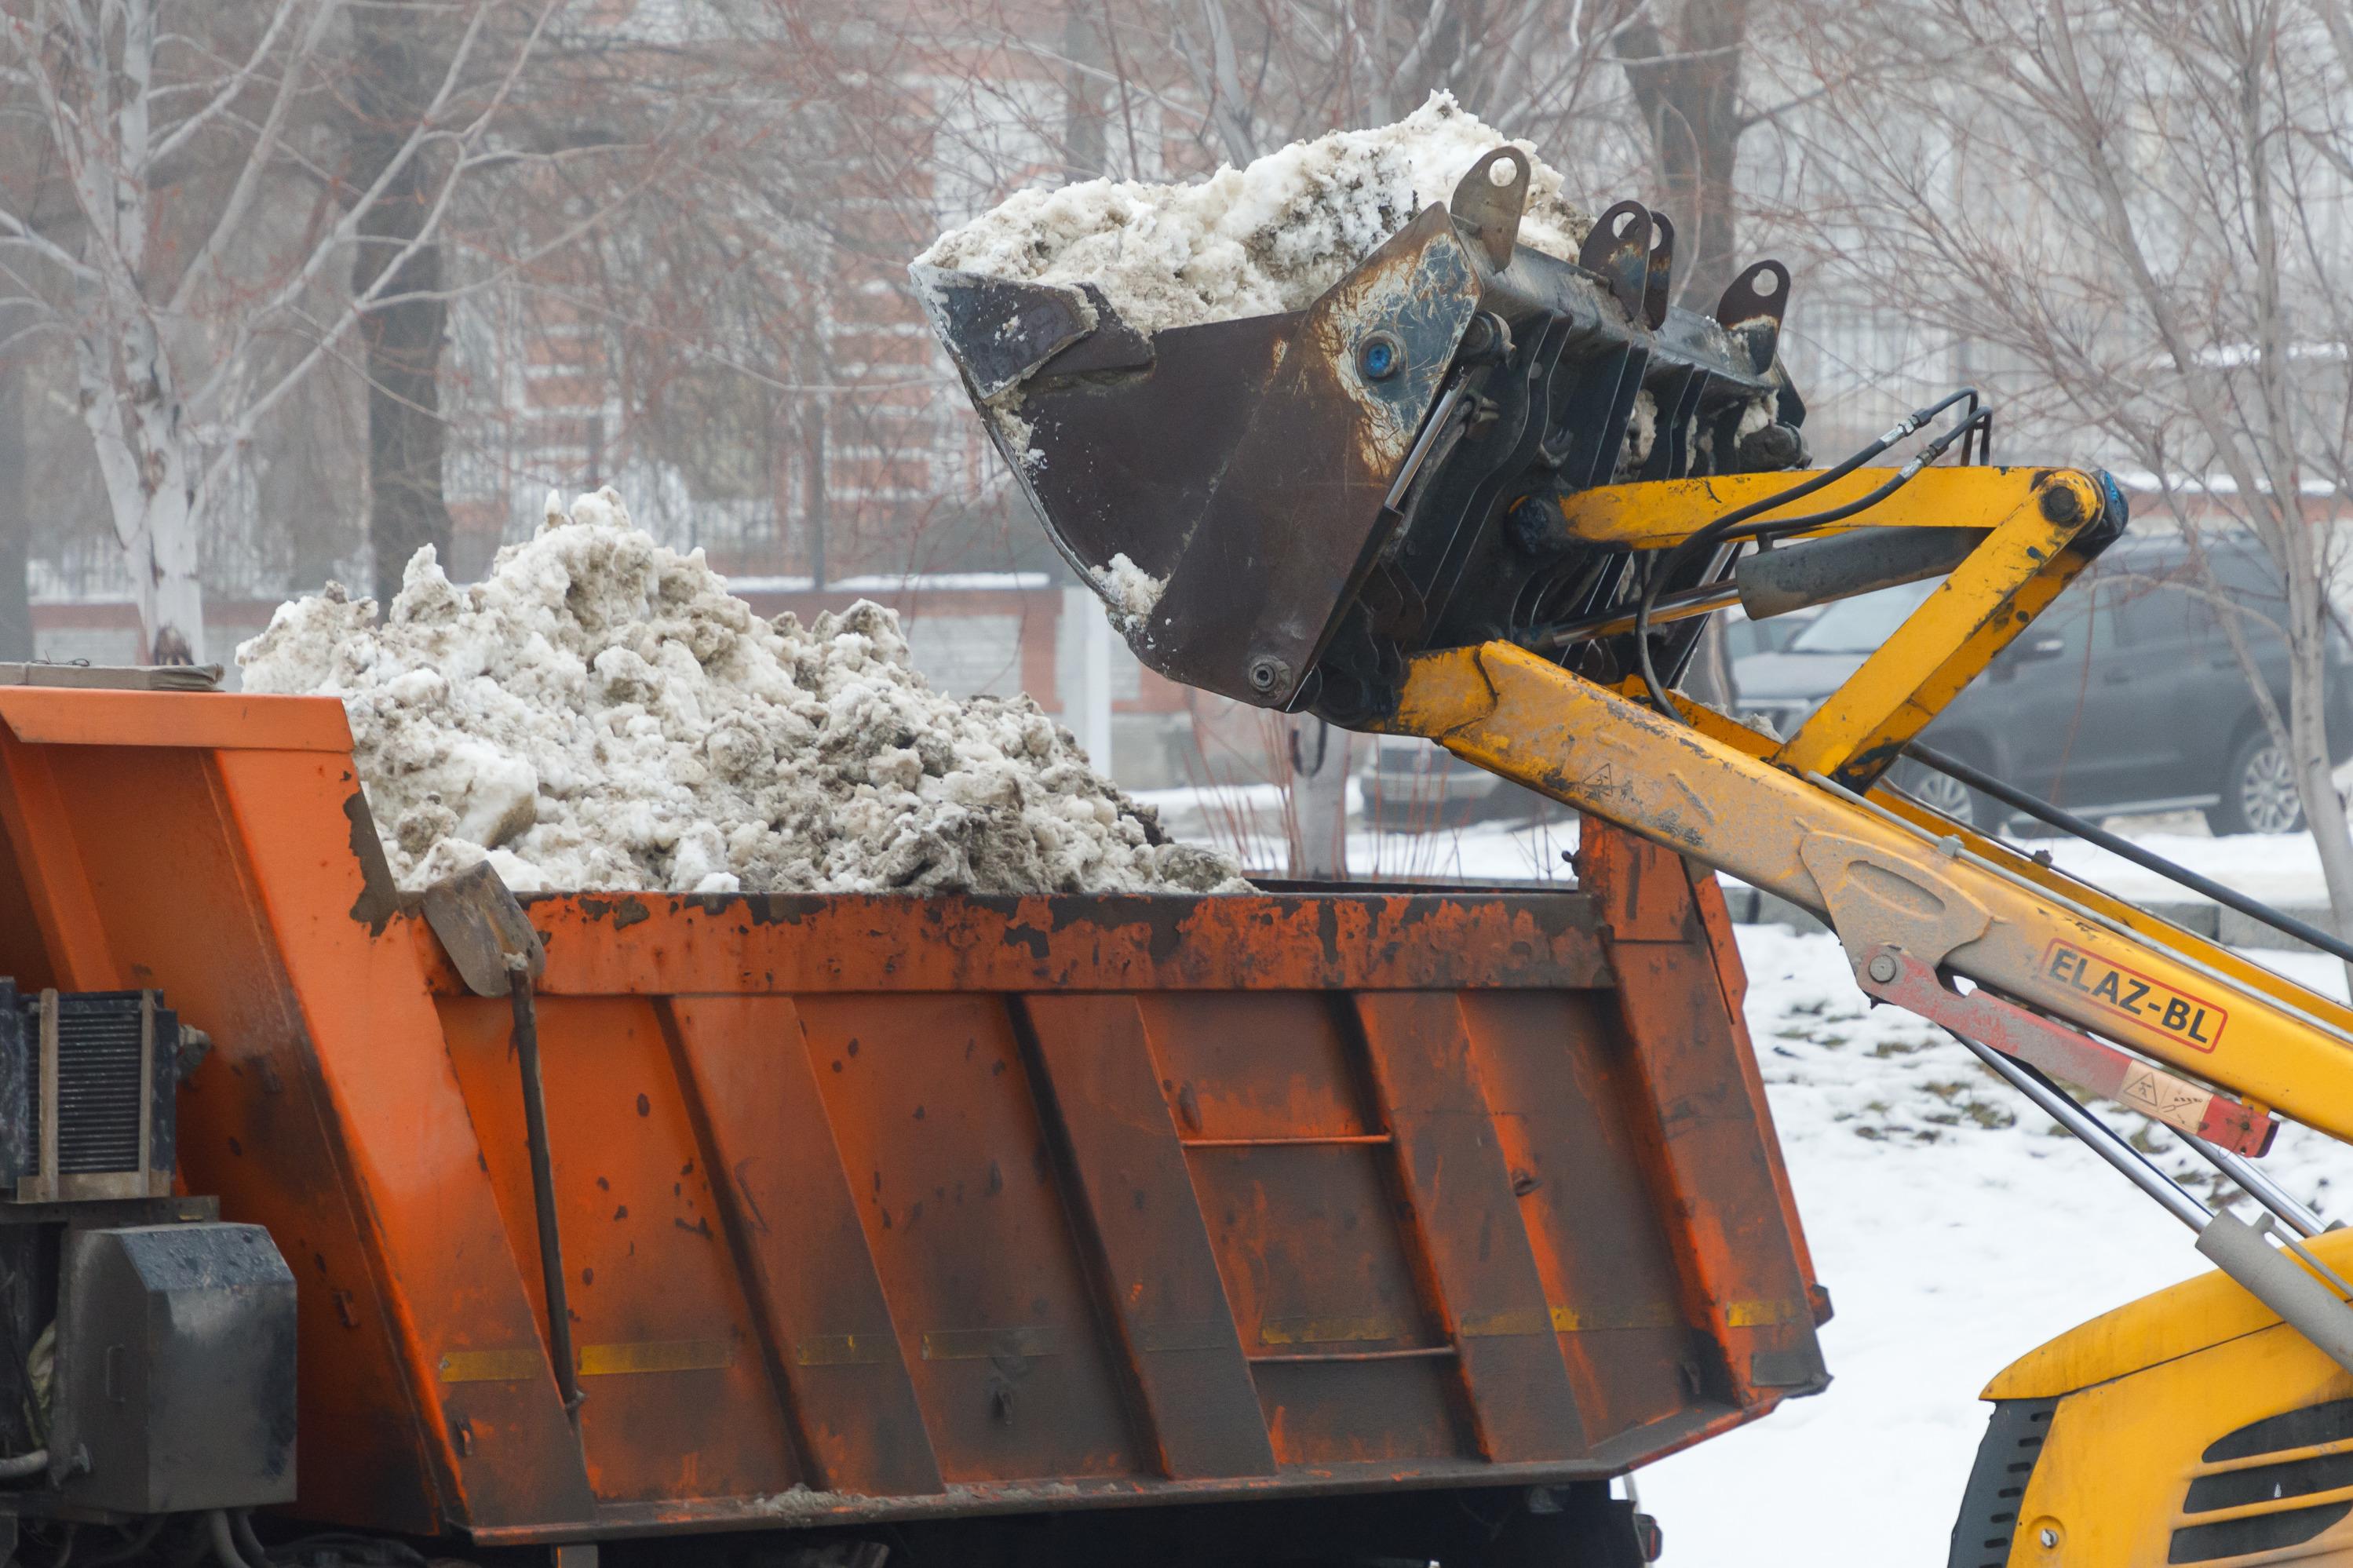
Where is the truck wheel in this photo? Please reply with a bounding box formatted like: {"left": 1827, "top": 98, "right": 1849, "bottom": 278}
{"left": 2209, "top": 728, "right": 2305, "bottom": 836}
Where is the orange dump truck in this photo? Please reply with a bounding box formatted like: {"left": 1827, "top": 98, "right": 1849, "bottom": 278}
{"left": 0, "top": 682, "right": 1826, "bottom": 1568}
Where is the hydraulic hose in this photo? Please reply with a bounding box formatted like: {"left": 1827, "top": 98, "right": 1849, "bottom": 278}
{"left": 2184, "top": 1136, "right": 2332, "bottom": 1238}
{"left": 1904, "top": 739, "right": 2353, "bottom": 968}
{"left": 1962, "top": 1033, "right": 2353, "bottom": 1377}
{"left": 1632, "top": 391, "right": 1991, "bottom": 713}
{"left": 231, "top": 1510, "right": 271, "bottom": 1568}
{"left": 1955, "top": 1034, "right": 2210, "bottom": 1230}
{"left": 208, "top": 1512, "right": 258, "bottom": 1568}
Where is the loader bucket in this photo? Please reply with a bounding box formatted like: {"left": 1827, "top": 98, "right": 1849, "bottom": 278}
{"left": 918, "top": 148, "right": 1808, "bottom": 724}
{"left": 917, "top": 200, "right": 1483, "bottom": 712}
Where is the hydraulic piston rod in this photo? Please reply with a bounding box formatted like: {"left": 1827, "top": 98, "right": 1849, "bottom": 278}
{"left": 1958, "top": 1030, "right": 2353, "bottom": 1377}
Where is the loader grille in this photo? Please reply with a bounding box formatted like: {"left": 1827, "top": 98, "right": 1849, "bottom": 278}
{"left": 1947, "top": 1395, "right": 2057, "bottom": 1568}
{"left": 2171, "top": 1398, "right": 2353, "bottom": 1563}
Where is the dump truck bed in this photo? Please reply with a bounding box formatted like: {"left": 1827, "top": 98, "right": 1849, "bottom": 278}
{"left": 0, "top": 687, "right": 1825, "bottom": 1544}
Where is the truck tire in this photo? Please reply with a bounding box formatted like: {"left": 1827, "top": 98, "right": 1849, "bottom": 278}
{"left": 2208, "top": 727, "right": 2305, "bottom": 836}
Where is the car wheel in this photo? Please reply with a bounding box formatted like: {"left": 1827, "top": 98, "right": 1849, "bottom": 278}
{"left": 1895, "top": 759, "right": 1999, "bottom": 830}
{"left": 2208, "top": 729, "right": 2306, "bottom": 836}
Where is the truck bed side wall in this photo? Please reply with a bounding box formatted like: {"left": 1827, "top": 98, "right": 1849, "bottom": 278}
{"left": 0, "top": 692, "right": 1825, "bottom": 1542}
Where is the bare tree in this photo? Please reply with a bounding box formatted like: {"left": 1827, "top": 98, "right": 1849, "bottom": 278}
{"left": 347, "top": 1, "right": 457, "bottom": 603}
{"left": 1618, "top": 0, "right": 1769, "bottom": 706}
{"left": 1786, "top": 0, "right": 2353, "bottom": 975}
{"left": 0, "top": 0, "right": 599, "bottom": 661}
{"left": 1621, "top": 0, "right": 1753, "bottom": 308}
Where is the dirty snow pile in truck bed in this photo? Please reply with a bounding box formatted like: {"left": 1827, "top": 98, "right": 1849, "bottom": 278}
{"left": 915, "top": 91, "right": 1592, "bottom": 337}
{"left": 236, "top": 489, "right": 1248, "bottom": 896}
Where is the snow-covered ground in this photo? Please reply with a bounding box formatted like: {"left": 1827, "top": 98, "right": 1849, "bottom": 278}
{"left": 1136, "top": 782, "right": 1582, "bottom": 884}
{"left": 1143, "top": 784, "right": 2348, "bottom": 904}
{"left": 1147, "top": 775, "right": 2352, "bottom": 899}
{"left": 1639, "top": 928, "right": 2353, "bottom": 1566}
{"left": 2005, "top": 812, "right": 2333, "bottom": 905}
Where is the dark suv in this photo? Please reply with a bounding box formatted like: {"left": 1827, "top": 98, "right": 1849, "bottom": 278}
{"left": 1733, "top": 533, "right": 2353, "bottom": 835}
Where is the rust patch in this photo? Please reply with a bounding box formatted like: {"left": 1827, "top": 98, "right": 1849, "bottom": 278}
{"left": 735, "top": 895, "right": 817, "bottom": 928}
{"left": 574, "top": 894, "right": 652, "bottom": 930}
{"left": 425, "top": 889, "right": 1617, "bottom": 996}
{"left": 999, "top": 922, "right": 1051, "bottom": 961}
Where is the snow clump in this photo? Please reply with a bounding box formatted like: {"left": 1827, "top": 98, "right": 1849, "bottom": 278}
{"left": 920, "top": 92, "right": 1603, "bottom": 611}
{"left": 916, "top": 91, "right": 1592, "bottom": 336}
{"left": 1089, "top": 552, "right": 1165, "bottom": 629}
{"left": 238, "top": 488, "right": 1249, "bottom": 897}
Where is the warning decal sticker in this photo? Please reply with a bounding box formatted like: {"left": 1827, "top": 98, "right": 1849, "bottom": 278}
{"left": 2117, "top": 1063, "right": 2215, "bottom": 1135}
{"left": 2042, "top": 940, "right": 2226, "bottom": 1052}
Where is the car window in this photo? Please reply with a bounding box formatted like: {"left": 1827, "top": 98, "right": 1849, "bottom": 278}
{"left": 2204, "top": 552, "right": 2289, "bottom": 644}
{"left": 2035, "top": 597, "right": 2090, "bottom": 658}
{"left": 2210, "top": 546, "right": 2288, "bottom": 603}
{"left": 2180, "top": 585, "right": 2233, "bottom": 646}
{"left": 1719, "top": 610, "right": 1772, "bottom": 663}
{"left": 2114, "top": 581, "right": 2195, "bottom": 648}
{"left": 2033, "top": 589, "right": 2117, "bottom": 658}
{"left": 1787, "top": 579, "right": 1938, "bottom": 653}
{"left": 2107, "top": 545, "right": 2286, "bottom": 652}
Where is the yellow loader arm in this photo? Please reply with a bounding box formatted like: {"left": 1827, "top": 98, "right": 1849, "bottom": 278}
{"left": 1394, "top": 644, "right": 2353, "bottom": 1140}
{"left": 917, "top": 161, "right": 2353, "bottom": 1560}
{"left": 1388, "top": 463, "right": 2353, "bottom": 1568}
{"left": 1388, "top": 465, "right": 2353, "bottom": 1143}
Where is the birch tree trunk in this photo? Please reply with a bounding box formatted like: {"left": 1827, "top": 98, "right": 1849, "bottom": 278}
{"left": 1062, "top": 0, "right": 1108, "bottom": 181}
{"left": 73, "top": 280, "right": 207, "bottom": 664}
{"left": 1287, "top": 716, "right": 1352, "bottom": 880}
{"left": 5, "top": 0, "right": 570, "bottom": 662}
{"left": 2275, "top": 528, "right": 2353, "bottom": 993}
{"left": 49, "top": 0, "right": 208, "bottom": 662}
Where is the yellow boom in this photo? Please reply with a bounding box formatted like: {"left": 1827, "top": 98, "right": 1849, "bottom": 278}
{"left": 1388, "top": 465, "right": 2353, "bottom": 1132}
{"left": 1384, "top": 461, "right": 2353, "bottom": 1566}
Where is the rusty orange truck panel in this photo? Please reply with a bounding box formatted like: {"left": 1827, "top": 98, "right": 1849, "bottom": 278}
{"left": 0, "top": 690, "right": 1825, "bottom": 1542}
